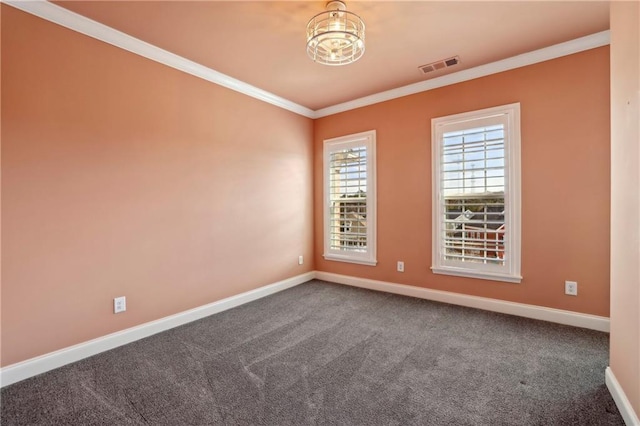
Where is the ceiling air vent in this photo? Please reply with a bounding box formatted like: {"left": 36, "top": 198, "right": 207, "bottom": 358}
{"left": 418, "top": 56, "right": 460, "bottom": 74}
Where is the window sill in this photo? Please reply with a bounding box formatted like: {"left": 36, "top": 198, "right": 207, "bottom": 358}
{"left": 431, "top": 266, "right": 522, "bottom": 283}
{"left": 324, "top": 254, "right": 377, "bottom": 266}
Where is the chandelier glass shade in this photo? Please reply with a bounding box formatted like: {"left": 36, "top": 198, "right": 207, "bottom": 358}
{"left": 306, "top": 1, "right": 365, "bottom": 66}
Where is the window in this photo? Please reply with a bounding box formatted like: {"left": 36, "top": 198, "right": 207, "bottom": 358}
{"left": 431, "top": 104, "right": 521, "bottom": 283}
{"left": 323, "top": 130, "right": 376, "bottom": 265}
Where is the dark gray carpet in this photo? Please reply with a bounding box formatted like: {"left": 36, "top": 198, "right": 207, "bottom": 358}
{"left": 1, "top": 280, "right": 623, "bottom": 425}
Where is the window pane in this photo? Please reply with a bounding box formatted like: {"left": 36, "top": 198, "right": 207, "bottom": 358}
{"left": 441, "top": 124, "right": 506, "bottom": 265}
{"left": 432, "top": 104, "right": 520, "bottom": 282}
{"left": 329, "top": 146, "right": 368, "bottom": 251}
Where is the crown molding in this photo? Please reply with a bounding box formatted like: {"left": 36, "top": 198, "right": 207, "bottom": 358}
{"left": 3, "top": 0, "right": 316, "bottom": 119}
{"left": 4, "top": 1, "right": 609, "bottom": 120}
{"left": 314, "top": 30, "right": 611, "bottom": 118}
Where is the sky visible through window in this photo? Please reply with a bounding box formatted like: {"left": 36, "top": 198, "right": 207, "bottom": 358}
{"left": 442, "top": 125, "right": 505, "bottom": 196}
{"left": 332, "top": 147, "right": 367, "bottom": 197}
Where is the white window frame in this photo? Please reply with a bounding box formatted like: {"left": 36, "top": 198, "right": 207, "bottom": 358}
{"left": 323, "top": 130, "right": 377, "bottom": 266}
{"left": 431, "top": 103, "right": 522, "bottom": 283}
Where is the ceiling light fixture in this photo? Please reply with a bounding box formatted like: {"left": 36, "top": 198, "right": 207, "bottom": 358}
{"left": 306, "top": 0, "right": 365, "bottom": 66}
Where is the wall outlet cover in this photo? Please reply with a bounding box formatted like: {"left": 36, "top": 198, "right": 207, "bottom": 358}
{"left": 565, "top": 281, "right": 578, "bottom": 296}
{"left": 114, "top": 296, "right": 126, "bottom": 313}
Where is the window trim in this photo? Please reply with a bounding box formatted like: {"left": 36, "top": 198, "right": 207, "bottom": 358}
{"left": 323, "top": 130, "right": 377, "bottom": 266}
{"left": 431, "top": 103, "right": 522, "bottom": 283}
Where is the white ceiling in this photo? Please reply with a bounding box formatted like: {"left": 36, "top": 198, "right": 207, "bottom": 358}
{"left": 53, "top": 1, "right": 610, "bottom": 111}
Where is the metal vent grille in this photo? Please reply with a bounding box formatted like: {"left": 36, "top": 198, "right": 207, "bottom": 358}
{"left": 419, "top": 56, "right": 460, "bottom": 74}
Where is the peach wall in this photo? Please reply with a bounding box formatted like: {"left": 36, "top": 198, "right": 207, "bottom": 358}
{"left": 609, "top": 1, "right": 640, "bottom": 417}
{"left": 1, "top": 6, "right": 314, "bottom": 366}
{"left": 314, "top": 47, "right": 611, "bottom": 317}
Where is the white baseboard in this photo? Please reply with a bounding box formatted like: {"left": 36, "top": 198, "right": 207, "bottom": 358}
{"left": 1, "top": 270, "right": 612, "bottom": 388}
{"left": 315, "top": 272, "right": 610, "bottom": 332}
{"left": 606, "top": 367, "right": 640, "bottom": 426}
{"left": 0, "top": 272, "right": 314, "bottom": 388}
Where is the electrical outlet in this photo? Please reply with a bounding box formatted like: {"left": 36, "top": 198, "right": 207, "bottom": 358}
{"left": 298, "top": 255, "right": 304, "bottom": 265}
{"left": 397, "top": 261, "right": 405, "bottom": 272}
{"left": 114, "top": 296, "right": 126, "bottom": 313}
{"left": 565, "top": 281, "right": 578, "bottom": 296}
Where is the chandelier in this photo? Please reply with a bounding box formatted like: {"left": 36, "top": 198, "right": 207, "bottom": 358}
{"left": 306, "top": 1, "right": 365, "bottom": 66}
